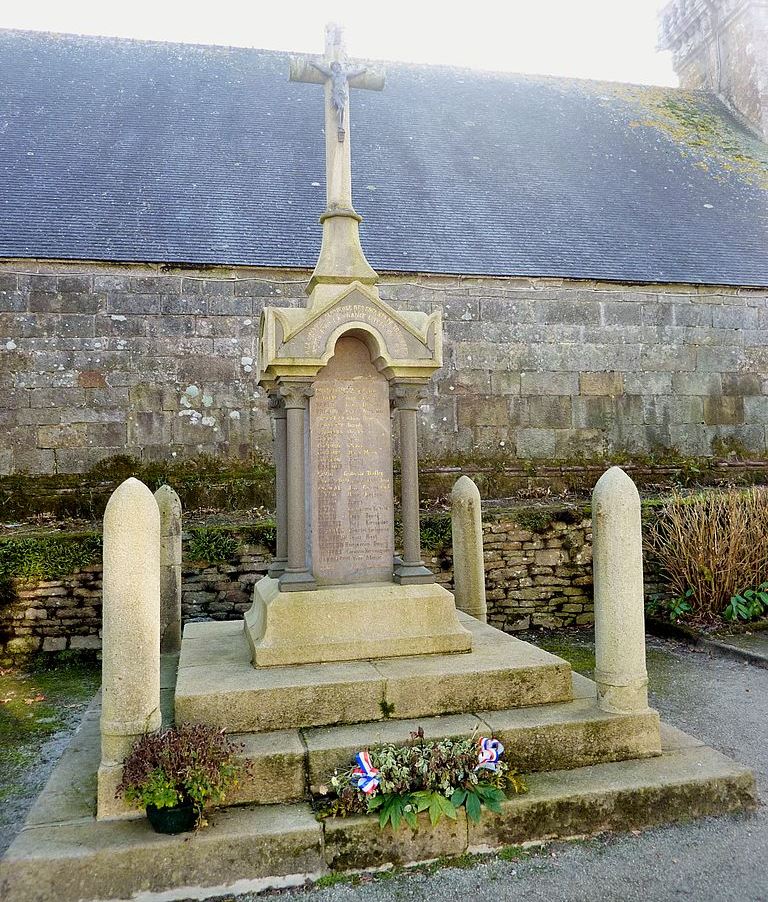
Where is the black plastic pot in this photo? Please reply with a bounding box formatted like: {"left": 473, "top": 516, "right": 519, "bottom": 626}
{"left": 146, "top": 801, "right": 197, "bottom": 834}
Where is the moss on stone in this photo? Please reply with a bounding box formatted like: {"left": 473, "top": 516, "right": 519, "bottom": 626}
{"left": 0, "top": 534, "right": 101, "bottom": 586}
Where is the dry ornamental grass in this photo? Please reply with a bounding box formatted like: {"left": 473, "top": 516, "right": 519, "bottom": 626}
{"left": 645, "top": 488, "right": 768, "bottom": 622}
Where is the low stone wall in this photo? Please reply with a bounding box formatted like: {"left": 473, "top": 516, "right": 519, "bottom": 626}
{"left": 0, "top": 508, "right": 598, "bottom": 662}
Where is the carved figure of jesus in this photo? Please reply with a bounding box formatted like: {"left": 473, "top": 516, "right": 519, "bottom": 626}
{"left": 311, "top": 60, "right": 367, "bottom": 142}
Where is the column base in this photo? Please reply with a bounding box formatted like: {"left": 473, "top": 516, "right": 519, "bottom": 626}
{"left": 267, "top": 559, "right": 287, "bottom": 579}
{"left": 278, "top": 570, "right": 317, "bottom": 592}
{"left": 244, "top": 576, "right": 472, "bottom": 667}
{"left": 393, "top": 562, "right": 435, "bottom": 585}
{"left": 595, "top": 671, "right": 650, "bottom": 715}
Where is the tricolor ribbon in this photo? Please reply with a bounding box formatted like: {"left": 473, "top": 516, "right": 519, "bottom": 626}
{"left": 352, "top": 750, "right": 380, "bottom": 795}
{"left": 477, "top": 737, "right": 504, "bottom": 772}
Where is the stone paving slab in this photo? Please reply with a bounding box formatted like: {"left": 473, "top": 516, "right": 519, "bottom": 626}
{"left": 1, "top": 803, "right": 324, "bottom": 902}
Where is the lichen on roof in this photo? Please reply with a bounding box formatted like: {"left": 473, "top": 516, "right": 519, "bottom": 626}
{"left": 616, "top": 84, "right": 768, "bottom": 191}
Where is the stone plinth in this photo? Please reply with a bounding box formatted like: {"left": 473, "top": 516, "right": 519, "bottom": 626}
{"left": 180, "top": 614, "right": 572, "bottom": 732}
{"left": 244, "top": 577, "right": 471, "bottom": 667}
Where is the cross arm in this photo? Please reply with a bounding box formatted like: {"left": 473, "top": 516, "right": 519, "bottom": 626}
{"left": 289, "top": 56, "right": 386, "bottom": 91}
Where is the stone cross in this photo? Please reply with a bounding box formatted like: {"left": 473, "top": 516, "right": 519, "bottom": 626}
{"left": 290, "top": 23, "right": 384, "bottom": 213}
{"left": 290, "top": 24, "right": 384, "bottom": 295}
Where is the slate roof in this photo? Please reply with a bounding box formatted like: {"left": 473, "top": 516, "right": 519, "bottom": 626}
{"left": 1, "top": 29, "right": 767, "bottom": 286}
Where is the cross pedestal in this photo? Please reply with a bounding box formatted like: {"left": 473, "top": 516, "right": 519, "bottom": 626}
{"left": 244, "top": 25, "right": 471, "bottom": 666}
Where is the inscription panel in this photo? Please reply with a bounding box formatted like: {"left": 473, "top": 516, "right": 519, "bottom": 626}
{"left": 310, "top": 336, "right": 394, "bottom": 584}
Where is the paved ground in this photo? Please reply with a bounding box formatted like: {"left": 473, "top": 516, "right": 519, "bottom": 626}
{"left": 713, "top": 630, "right": 768, "bottom": 664}
{"left": 245, "top": 632, "right": 768, "bottom": 902}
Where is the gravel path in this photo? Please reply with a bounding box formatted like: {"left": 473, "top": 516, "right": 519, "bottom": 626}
{"left": 248, "top": 634, "right": 768, "bottom": 902}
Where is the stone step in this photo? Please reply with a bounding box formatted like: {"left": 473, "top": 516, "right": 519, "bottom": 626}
{"left": 2, "top": 725, "right": 755, "bottom": 902}
{"left": 174, "top": 614, "right": 573, "bottom": 733}
{"left": 226, "top": 673, "right": 661, "bottom": 806}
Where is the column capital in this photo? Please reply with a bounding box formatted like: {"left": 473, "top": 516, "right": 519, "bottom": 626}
{"left": 390, "top": 382, "right": 428, "bottom": 411}
{"left": 268, "top": 392, "right": 286, "bottom": 416}
{"left": 278, "top": 380, "right": 315, "bottom": 409}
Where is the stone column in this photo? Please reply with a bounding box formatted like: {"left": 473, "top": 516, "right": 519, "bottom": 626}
{"left": 267, "top": 392, "right": 288, "bottom": 578}
{"left": 451, "top": 475, "right": 487, "bottom": 622}
{"left": 278, "top": 380, "right": 316, "bottom": 591}
{"left": 592, "top": 466, "right": 649, "bottom": 714}
{"left": 392, "top": 383, "right": 433, "bottom": 585}
{"left": 98, "top": 477, "right": 161, "bottom": 819}
{"left": 154, "top": 484, "right": 182, "bottom": 654}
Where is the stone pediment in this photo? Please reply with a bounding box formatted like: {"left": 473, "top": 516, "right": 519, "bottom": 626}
{"left": 258, "top": 282, "right": 442, "bottom": 381}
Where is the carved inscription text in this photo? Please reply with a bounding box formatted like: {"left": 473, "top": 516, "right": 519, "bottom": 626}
{"left": 310, "top": 336, "right": 394, "bottom": 584}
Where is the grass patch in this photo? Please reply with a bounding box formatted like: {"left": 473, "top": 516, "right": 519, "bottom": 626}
{"left": 0, "top": 658, "right": 100, "bottom": 817}
{"left": 0, "top": 534, "right": 101, "bottom": 584}
{"left": 536, "top": 635, "right": 596, "bottom": 676}
{"left": 498, "top": 845, "right": 533, "bottom": 862}
{"left": 313, "top": 872, "right": 355, "bottom": 888}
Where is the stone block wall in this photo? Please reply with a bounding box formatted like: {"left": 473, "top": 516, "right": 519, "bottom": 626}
{"left": 0, "top": 510, "right": 597, "bottom": 661}
{"left": 2, "top": 259, "right": 768, "bottom": 474}
{"left": 431, "top": 515, "right": 595, "bottom": 633}
{"left": 0, "top": 541, "right": 273, "bottom": 661}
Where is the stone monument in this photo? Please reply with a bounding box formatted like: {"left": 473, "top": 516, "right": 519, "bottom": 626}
{"left": 244, "top": 23, "right": 471, "bottom": 666}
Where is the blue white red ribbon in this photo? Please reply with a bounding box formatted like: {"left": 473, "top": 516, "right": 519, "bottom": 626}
{"left": 477, "top": 737, "right": 504, "bottom": 771}
{"left": 352, "top": 750, "right": 380, "bottom": 795}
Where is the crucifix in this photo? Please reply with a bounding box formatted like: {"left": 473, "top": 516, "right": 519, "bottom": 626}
{"left": 290, "top": 24, "right": 385, "bottom": 271}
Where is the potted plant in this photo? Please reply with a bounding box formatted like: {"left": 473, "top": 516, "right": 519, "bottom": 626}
{"left": 117, "top": 723, "right": 246, "bottom": 834}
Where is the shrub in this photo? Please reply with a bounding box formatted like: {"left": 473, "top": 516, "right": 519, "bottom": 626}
{"left": 645, "top": 489, "right": 768, "bottom": 622}
{"left": 186, "top": 528, "right": 240, "bottom": 565}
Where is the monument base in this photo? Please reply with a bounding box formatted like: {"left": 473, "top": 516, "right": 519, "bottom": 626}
{"left": 244, "top": 577, "right": 472, "bottom": 667}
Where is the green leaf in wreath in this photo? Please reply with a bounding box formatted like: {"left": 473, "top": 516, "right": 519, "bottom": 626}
{"left": 437, "top": 795, "right": 457, "bottom": 820}
{"left": 465, "top": 790, "right": 482, "bottom": 823}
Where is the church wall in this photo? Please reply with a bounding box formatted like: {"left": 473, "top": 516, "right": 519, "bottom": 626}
{"left": 1, "top": 259, "right": 768, "bottom": 475}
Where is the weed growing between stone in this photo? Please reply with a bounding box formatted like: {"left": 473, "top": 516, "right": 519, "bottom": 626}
{"left": 0, "top": 535, "right": 101, "bottom": 585}
{"left": 318, "top": 729, "right": 525, "bottom": 830}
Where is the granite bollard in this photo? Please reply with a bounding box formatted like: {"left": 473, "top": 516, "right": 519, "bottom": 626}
{"left": 154, "top": 484, "right": 182, "bottom": 654}
{"left": 97, "top": 477, "right": 161, "bottom": 819}
{"left": 592, "top": 466, "right": 649, "bottom": 714}
{"left": 451, "top": 475, "right": 487, "bottom": 622}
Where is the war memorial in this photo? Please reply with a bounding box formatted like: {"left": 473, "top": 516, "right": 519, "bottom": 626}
{"left": 0, "top": 25, "right": 756, "bottom": 902}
